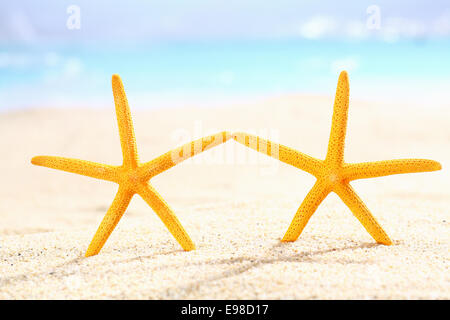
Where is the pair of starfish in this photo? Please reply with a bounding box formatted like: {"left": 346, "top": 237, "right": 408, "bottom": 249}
{"left": 32, "top": 72, "right": 441, "bottom": 257}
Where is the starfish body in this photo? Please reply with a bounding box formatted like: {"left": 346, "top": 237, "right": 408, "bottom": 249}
{"left": 32, "top": 74, "right": 231, "bottom": 257}
{"left": 233, "top": 71, "right": 441, "bottom": 245}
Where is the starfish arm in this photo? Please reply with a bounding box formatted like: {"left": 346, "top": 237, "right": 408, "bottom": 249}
{"left": 112, "top": 74, "right": 139, "bottom": 168}
{"left": 282, "top": 180, "right": 331, "bottom": 241}
{"left": 138, "top": 131, "right": 231, "bottom": 179}
{"left": 233, "top": 132, "right": 322, "bottom": 176}
{"left": 85, "top": 187, "right": 133, "bottom": 257}
{"left": 137, "top": 184, "right": 195, "bottom": 251}
{"left": 31, "top": 156, "right": 118, "bottom": 182}
{"left": 325, "top": 71, "right": 349, "bottom": 166}
{"left": 334, "top": 183, "right": 392, "bottom": 245}
{"left": 343, "top": 159, "right": 442, "bottom": 180}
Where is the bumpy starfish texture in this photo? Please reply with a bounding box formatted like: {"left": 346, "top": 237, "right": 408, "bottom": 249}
{"left": 233, "top": 71, "right": 441, "bottom": 245}
{"left": 32, "top": 74, "right": 231, "bottom": 257}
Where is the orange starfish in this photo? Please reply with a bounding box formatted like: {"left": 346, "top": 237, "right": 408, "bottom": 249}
{"left": 233, "top": 71, "right": 441, "bottom": 245}
{"left": 32, "top": 74, "right": 231, "bottom": 257}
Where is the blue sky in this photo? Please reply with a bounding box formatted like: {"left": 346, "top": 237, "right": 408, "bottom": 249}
{"left": 0, "top": 1, "right": 449, "bottom": 110}
{"left": 1, "top": 0, "right": 449, "bottom": 43}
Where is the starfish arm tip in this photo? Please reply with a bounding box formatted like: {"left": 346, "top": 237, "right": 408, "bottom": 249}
{"left": 111, "top": 74, "right": 125, "bottom": 90}
{"left": 232, "top": 132, "right": 252, "bottom": 143}
{"left": 111, "top": 74, "right": 121, "bottom": 82}
{"left": 31, "top": 155, "right": 49, "bottom": 166}
{"left": 337, "top": 70, "right": 349, "bottom": 84}
{"left": 433, "top": 161, "right": 442, "bottom": 171}
{"left": 231, "top": 132, "right": 242, "bottom": 140}
{"left": 407, "top": 159, "right": 442, "bottom": 173}
{"left": 84, "top": 251, "right": 95, "bottom": 258}
{"left": 222, "top": 131, "right": 232, "bottom": 141}
{"left": 375, "top": 236, "right": 393, "bottom": 245}
{"left": 30, "top": 156, "right": 40, "bottom": 165}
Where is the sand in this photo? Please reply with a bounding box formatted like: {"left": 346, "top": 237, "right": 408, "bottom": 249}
{"left": 0, "top": 94, "right": 449, "bottom": 299}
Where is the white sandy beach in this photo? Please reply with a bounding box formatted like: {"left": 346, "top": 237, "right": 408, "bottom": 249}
{"left": 0, "top": 94, "right": 449, "bottom": 299}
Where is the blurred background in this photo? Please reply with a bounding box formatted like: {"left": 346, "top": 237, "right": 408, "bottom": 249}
{"left": 1, "top": 0, "right": 449, "bottom": 110}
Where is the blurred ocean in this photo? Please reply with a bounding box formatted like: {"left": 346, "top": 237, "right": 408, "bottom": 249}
{"left": 1, "top": 39, "right": 450, "bottom": 110}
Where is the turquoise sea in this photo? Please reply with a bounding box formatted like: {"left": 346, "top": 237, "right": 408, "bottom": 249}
{"left": 1, "top": 39, "right": 450, "bottom": 110}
